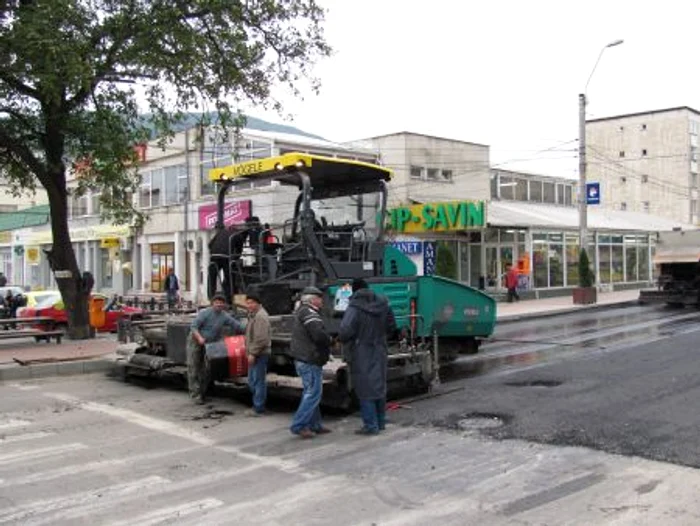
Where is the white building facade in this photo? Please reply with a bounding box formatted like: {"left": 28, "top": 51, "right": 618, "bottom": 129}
{"left": 586, "top": 106, "right": 700, "bottom": 225}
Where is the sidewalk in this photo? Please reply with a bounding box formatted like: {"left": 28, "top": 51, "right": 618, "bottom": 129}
{"left": 0, "top": 334, "right": 118, "bottom": 381}
{"left": 496, "top": 288, "right": 642, "bottom": 323}
{"left": 0, "top": 289, "right": 644, "bottom": 381}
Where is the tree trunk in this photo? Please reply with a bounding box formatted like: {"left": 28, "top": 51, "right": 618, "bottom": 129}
{"left": 46, "top": 184, "right": 91, "bottom": 339}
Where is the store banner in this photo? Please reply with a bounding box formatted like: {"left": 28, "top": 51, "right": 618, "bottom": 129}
{"left": 198, "top": 200, "right": 252, "bottom": 229}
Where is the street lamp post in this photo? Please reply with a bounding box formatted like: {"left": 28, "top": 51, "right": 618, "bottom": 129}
{"left": 579, "top": 39, "right": 624, "bottom": 251}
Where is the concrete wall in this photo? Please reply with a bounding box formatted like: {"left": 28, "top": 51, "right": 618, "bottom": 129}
{"left": 586, "top": 108, "right": 696, "bottom": 225}
{"left": 369, "top": 133, "right": 490, "bottom": 207}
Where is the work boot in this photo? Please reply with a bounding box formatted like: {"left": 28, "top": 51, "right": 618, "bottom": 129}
{"left": 314, "top": 426, "right": 332, "bottom": 435}
{"left": 354, "top": 428, "right": 379, "bottom": 436}
{"left": 295, "top": 428, "right": 314, "bottom": 439}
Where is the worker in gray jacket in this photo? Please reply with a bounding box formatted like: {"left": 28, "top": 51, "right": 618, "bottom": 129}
{"left": 244, "top": 291, "right": 271, "bottom": 416}
{"left": 188, "top": 294, "right": 244, "bottom": 405}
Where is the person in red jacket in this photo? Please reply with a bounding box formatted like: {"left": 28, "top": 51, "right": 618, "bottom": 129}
{"left": 505, "top": 264, "right": 520, "bottom": 303}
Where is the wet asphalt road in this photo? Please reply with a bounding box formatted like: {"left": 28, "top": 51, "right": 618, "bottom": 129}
{"left": 4, "top": 304, "right": 700, "bottom": 524}
{"left": 395, "top": 303, "right": 700, "bottom": 468}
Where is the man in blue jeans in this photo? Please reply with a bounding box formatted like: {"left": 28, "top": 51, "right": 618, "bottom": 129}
{"left": 244, "top": 291, "right": 271, "bottom": 416}
{"left": 288, "top": 287, "right": 332, "bottom": 439}
{"left": 339, "top": 279, "right": 397, "bottom": 435}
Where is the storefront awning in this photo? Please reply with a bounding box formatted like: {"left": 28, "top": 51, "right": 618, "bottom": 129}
{"left": 18, "top": 224, "right": 131, "bottom": 245}
{"left": 653, "top": 249, "right": 700, "bottom": 264}
{"left": 488, "top": 201, "right": 696, "bottom": 232}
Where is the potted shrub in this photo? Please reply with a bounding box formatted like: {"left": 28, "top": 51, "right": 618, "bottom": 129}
{"left": 573, "top": 248, "right": 597, "bottom": 304}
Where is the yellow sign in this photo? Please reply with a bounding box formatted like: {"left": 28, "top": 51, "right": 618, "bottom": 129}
{"left": 100, "top": 238, "right": 120, "bottom": 249}
{"left": 0, "top": 231, "right": 11, "bottom": 244}
{"left": 26, "top": 246, "right": 40, "bottom": 265}
{"left": 20, "top": 225, "right": 130, "bottom": 245}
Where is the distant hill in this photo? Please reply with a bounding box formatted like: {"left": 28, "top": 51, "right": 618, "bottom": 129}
{"left": 139, "top": 112, "right": 325, "bottom": 141}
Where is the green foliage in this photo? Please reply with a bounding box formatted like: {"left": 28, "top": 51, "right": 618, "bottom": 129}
{"left": 578, "top": 248, "right": 594, "bottom": 288}
{"left": 436, "top": 241, "right": 458, "bottom": 280}
{"left": 0, "top": 0, "right": 331, "bottom": 224}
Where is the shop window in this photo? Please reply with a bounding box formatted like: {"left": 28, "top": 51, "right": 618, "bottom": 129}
{"left": 100, "top": 248, "right": 113, "bottom": 288}
{"left": 543, "top": 182, "right": 555, "bottom": 204}
{"left": 549, "top": 242, "right": 564, "bottom": 287}
{"left": 565, "top": 234, "right": 579, "bottom": 287}
{"left": 599, "top": 245, "right": 611, "bottom": 284}
{"left": 611, "top": 245, "right": 624, "bottom": 283}
{"left": 639, "top": 242, "right": 649, "bottom": 280}
{"left": 533, "top": 243, "right": 548, "bottom": 288}
{"left": 150, "top": 243, "right": 175, "bottom": 292}
{"left": 625, "top": 240, "right": 638, "bottom": 281}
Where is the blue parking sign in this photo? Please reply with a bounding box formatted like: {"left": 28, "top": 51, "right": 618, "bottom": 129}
{"left": 586, "top": 182, "right": 600, "bottom": 205}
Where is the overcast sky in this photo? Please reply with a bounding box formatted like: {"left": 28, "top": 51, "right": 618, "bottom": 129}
{"left": 247, "top": 0, "right": 700, "bottom": 180}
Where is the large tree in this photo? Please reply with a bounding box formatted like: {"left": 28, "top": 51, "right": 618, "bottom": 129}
{"left": 0, "top": 0, "right": 330, "bottom": 338}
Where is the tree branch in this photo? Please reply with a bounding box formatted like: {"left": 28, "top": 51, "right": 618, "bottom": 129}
{"left": 0, "top": 127, "right": 49, "bottom": 187}
{"left": 0, "top": 70, "right": 39, "bottom": 100}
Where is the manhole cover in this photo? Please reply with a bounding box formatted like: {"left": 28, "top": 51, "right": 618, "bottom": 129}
{"left": 505, "top": 380, "right": 562, "bottom": 388}
{"left": 457, "top": 412, "right": 505, "bottom": 431}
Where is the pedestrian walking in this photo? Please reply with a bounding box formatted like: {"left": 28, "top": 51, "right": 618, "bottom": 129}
{"left": 339, "top": 279, "right": 397, "bottom": 436}
{"left": 187, "top": 294, "right": 243, "bottom": 405}
{"left": 288, "top": 286, "right": 332, "bottom": 439}
{"left": 244, "top": 291, "right": 271, "bottom": 416}
{"left": 505, "top": 264, "right": 520, "bottom": 303}
{"left": 164, "top": 268, "right": 180, "bottom": 308}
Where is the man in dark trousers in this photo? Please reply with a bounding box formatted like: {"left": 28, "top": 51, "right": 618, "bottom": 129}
{"left": 339, "top": 279, "right": 397, "bottom": 436}
{"left": 505, "top": 263, "right": 520, "bottom": 303}
{"left": 164, "top": 268, "right": 180, "bottom": 308}
{"left": 288, "top": 286, "right": 333, "bottom": 439}
{"left": 187, "top": 294, "right": 243, "bottom": 404}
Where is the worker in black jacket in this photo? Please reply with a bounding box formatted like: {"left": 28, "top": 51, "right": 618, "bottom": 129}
{"left": 288, "top": 286, "right": 332, "bottom": 439}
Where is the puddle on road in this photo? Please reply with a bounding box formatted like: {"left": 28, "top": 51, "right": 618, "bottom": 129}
{"left": 457, "top": 413, "right": 505, "bottom": 431}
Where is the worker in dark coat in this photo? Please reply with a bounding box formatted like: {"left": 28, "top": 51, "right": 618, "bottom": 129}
{"left": 339, "top": 279, "right": 397, "bottom": 435}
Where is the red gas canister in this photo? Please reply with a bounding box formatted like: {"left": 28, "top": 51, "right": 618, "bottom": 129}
{"left": 224, "top": 335, "right": 248, "bottom": 377}
{"left": 205, "top": 335, "right": 248, "bottom": 380}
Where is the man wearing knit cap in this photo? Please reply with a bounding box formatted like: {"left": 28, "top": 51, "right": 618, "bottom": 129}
{"left": 288, "top": 286, "right": 333, "bottom": 438}
{"left": 244, "top": 290, "right": 271, "bottom": 416}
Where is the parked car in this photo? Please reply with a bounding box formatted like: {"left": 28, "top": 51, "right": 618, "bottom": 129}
{"left": 17, "top": 291, "right": 143, "bottom": 332}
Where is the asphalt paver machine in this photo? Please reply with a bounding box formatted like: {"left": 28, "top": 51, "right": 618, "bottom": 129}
{"left": 116, "top": 153, "right": 497, "bottom": 408}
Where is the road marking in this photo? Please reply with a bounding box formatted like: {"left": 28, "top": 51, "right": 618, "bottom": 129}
{"left": 105, "top": 498, "right": 224, "bottom": 526}
{"left": 0, "top": 431, "right": 54, "bottom": 443}
{"left": 8, "top": 383, "right": 40, "bottom": 391}
{"left": 0, "top": 443, "right": 86, "bottom": 466}
{"left": 0, "top": 418, "right": 31, "bottom": 430}
{"left": 24, "top": 469, "right": 245, "bottom": 526}
{"left": 44, "top": 391, "right": 304, "bottom": 474}
{"left": 44, "top": 392, "right": 216, "bottom": 446}
{"left": 0, "top": 446, "right": 197, "bottom": 487}
{"left": 0, "top": 476, "right": 168, "bottom": 524}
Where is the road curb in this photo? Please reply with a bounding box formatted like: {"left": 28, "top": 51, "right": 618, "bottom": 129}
{"left": 0, "top": 356, "right": 114, "bottom": 383}
{"left": 496, "top": 299, "right": 641, "bottom": 325}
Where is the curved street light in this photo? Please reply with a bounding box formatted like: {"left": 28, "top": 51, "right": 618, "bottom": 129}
{"left": 579, "top": 39, "right": 624, "bottom": 254}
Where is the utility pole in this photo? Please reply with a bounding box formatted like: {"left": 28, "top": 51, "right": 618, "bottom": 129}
{"left": 578, "top": 93, "right": 587, "bottom": 250}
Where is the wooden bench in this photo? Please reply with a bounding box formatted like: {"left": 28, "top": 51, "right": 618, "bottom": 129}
{"left": 0, "top": 329, "right": 64, "bottom": 344}
{"left": 0, "top": 317, "right": 57, "bottom": 331}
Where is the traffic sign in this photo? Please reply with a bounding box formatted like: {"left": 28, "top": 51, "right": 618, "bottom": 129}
{"left": 586, "top": 182, "right": 600, "bottom": 205}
